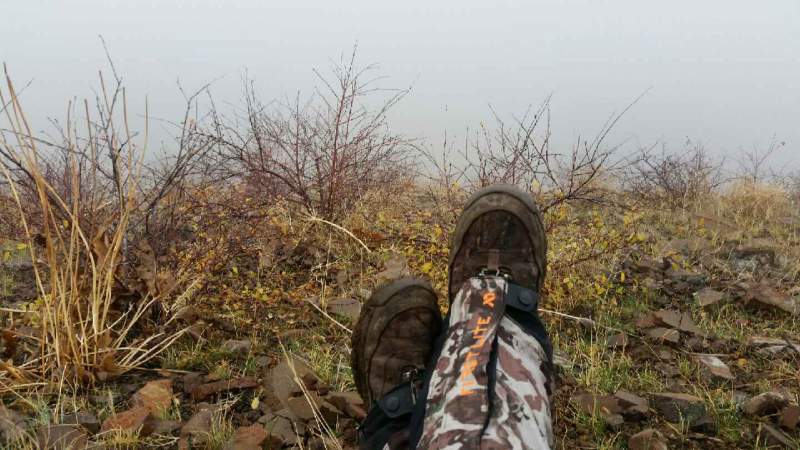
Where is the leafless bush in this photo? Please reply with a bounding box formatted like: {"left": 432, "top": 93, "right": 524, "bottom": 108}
{"left": 424, "top": 94, "right": 643, "bottom": 223}
{"left": 198, "top": 49, "right": 415, "bottom": 221}
{"left": 736, "top": 138, "right": 785, "bottom": 184}
{"left": 622, "top": 140, "right": 725, "bottom": 209}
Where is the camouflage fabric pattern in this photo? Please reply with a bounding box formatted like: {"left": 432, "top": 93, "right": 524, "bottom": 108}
{"left": 418, "top": 277, "right": 553, "bottom": 450}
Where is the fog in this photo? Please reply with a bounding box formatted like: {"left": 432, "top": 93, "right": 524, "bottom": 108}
{"left": 2, "top": 0, "right": 799, "bottom": 167}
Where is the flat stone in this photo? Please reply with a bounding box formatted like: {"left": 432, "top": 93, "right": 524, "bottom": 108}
{"left": 695, "top": 355, "right": 734, "bottom": 380}
{"left": 614, "top": 391, "right": 650, "bottom": 419}
{"left": 647, "top": 328, "right": 680, "bottom": 344}
{"left": 61, "top": 412, "right": 100, "bottom": 434}
{"left": 36, "top": 424, "right": 88, "bottom": 450}
{"left": 325, "top": 391, "right": 366, "bottom": 420}
{"left": 181, "top": 408, "right": 215, "bottom": 445}
{"left": 745, "top": 283, "right": 799, "bottom": 315}
{"left": 759, "top": 423, "right": 795, "bottom": 448}
{"left": 150, "top": 419, "right": 181, "bottom": 435}
{"left": 191, "top": 376, "right": 260, "bottom": 401}
{"left": 270, "top": 356, "right": 320, "bottom": 407}
{"left": 262, "top": 414, "right": 298, "bottom": 447}
{"left": 326, "top": 298, "right": 362, "bottom": 321}
{"left": 742, "top": 392, "right": 789, "bottom": 416}
{"left": 223, "top": 424, "right": 267, "bottom": 450}
{"left": 132, "top": 379, "right": 174, "bottom": 412}
{"left": 694, "top": 288, "right": 725, "bottom": 307}
{"left": 221, "top": 339, "right": 252, "bottom": 355}
{"left": 653, "top": 309, "right": 701, "bottom": 334}
{"left": 747, "top": 336, "right": 788, "bottom": 347}
{"left": 652, "top": 393, "right": 709, "bottom": 429}
{"left": 100, "top": 407, "right": 153, "bottom": 436}
{"left": 606, "top": 332, "right": 629, "bottom": 349}
{"left": 572, "top": 394, "right": 624, "bottom": 427}
{"left": 779, "top": 405, "right": 800, "bottom": 430}
{"left": 628, "top": 428, "right": 668, "bottom": 450}
{"left": 0, "top": 405, "right": 27, "bottom": 442}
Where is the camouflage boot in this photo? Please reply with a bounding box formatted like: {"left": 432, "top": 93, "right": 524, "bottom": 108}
{"left": 351, "top": 277, "right": 442, "bottom": 450}
{"left": 410, "top": 184, "right": 554, "bottom": 449}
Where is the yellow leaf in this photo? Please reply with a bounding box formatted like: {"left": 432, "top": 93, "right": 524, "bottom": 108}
{"left": 619, "top": 271, "right": 626, "bottom": 283}
{"left": 15, "top": 243, "right": 27, "bottom": 251}
{"left": 420, "top": 262, "right": 433, "bottom": 274}
{"left": 250, "top": 396, "right": 260, "bottom": 410}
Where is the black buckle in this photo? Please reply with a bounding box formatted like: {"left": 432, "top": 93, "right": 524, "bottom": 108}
{"left": 505, "top": 282, "right": 539, "bottom": 313}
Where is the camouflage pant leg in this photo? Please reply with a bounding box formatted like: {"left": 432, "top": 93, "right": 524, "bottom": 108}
{"left": 417, "top": 277, "right": 553, "bottom": 450}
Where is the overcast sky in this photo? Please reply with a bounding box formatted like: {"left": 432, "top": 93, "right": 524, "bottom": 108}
{"left": 3, "top": 0, "right": 799, "bottom": 167}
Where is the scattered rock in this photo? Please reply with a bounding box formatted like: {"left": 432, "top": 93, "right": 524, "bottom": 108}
{"left": 36, "top": 424, "right": 88, "bottom": 450}
{"left": 326, "top": 298, "right": 362, "bottom": 321}
{"left": 742, "top": 392, "right": 789, "bottom": 417}
{"left": 61, "top": 412, "right": 100, "bottom": 434}
{"left": 262, "top": 414, "right": 298, "bottom": 447}
{"left": 571, "top": 394, "right": 624, "bottom": 427}
{"left": 223, "top": 424, "right": 267, "bottom": 450}
{"left": 270, "top": 356, "right": 320, "bottom": 407}
{"left": 653, "top": 309, "right": 701, "bottom": 334}
{"left": 695, "top": 355, "right": 734, "bottom": 380}
{"left": 181, "top": 407, "right": 215, "bottom": 445}
{"left": 614, "top": 391, "right": 650, "bottom": 419}
{"left": 628, "top": 428, "right": 668, "bottom": 450}
{"left": 758, "top": 423, "right": 795, "bottom": 449}
{"left": 652, "top": 393, "right": 710, "bottom": 429}
{"left": 221, "top": 339, "right": 252, "bottom": 355}
{"left": 647, "top": 328, "right": 680, "bottom": 344}
{"left": 150, "top": 419, "right": 181, "bottom": 435}
{"left": 191, "top": 376, "right": 260, "bottom": 401}
{"left": 132, "top": 379, "right": 174, "bottom": 412}
{"left": 745, "top": 283, "right": 799, "bottom": 315}
{"left": 779, "top": 405, "right": 800, "bottom": 430}
{"left": 694, "top": 288, "right": 725, "bottom": 308}
{"left": 326, "top": 391, "right": 367, "bottom": 420}
{"left": 664, "top": 267, "right": 707, "bottom": 286}
{"left": 100, "top": 406, "right": 153, "bottom": 436}
{"left": 0, "top": 405, "right": 27, "bottom": 442}
{"left": 606, "top": 332, "right": 629, "bottom": 349}
{"left": 732, "top": 239, "right": 778, "bottom": 267}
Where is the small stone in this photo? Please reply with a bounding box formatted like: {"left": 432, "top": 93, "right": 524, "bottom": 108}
{"left": 572, "top": 394, "right": 624, "bottom": 427}
{"left": 743, "top": 392, "right": 789, "bottom": 417}
{"left": 36, "top": 424, "right": 88, "bottom": 450}
{"left": 614, "top": 391, "right": 650, "bottom": 419}
{"left": 628, "top": 428, "right": 668, "bottom": 450}
{"left": 61, "top": 412, "right": 100, "bottom": 434}
{"left": 606, "top": 332, "right": 629, "bottom": 349}
{"left": 223, "top": 424, "right": 267, "bottom": 450}
{"left": 131, "top": 379, "right": 174, "bottom": 412}
{"left": 647, "top": 328, "right": 680, "bottom": 344}
{"left": 758, "top": 423, "right": 795, "bottom": 448}
{"left": 191, "top": 376, "right": 260, "bottom": 401}
{"left": 652, "top": 393, "right": 708, "bottom": 429}
{"left": 694, "top": 288, "right": 725, "bottom": 307}
{"left": 100, "top": 407, "right": 153, "bottom": 436}
{"left": 745, "top": 283, "right": 799, "bottom": 316}
{"left": 779, "top": 405, "right": 800, "bottom": 430}
{"left": 325, "top": 391, "right": 367, "bottom": 420}
{"left": 221, "top": 339, "right": 252, "bottom": 355}
{"left": 181, "top": 408, "right": 215, "bottom": 445}
{"left": 262, "top": 415, "right": 298, "bottom": 447}
{"left": 270, "top": 356, "right": 320, "bottom": 407}
{"left": 326, "top": 298, "right": 362, "bottom": 321}
{"left": 695, "top": 355, "right": 734, "bottom": 380}
{"left": 653, "top": 309, "right": 701, "bottom": 334}
{"left": 150, "top": 419, "right": 181, "bottom": 435}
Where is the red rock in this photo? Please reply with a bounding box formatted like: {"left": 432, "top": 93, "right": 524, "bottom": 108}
{"left": 191, "top": 377, "right": 260, "bottom": 401}
{"left": 223, "top": 424, "right": 267, "bottom": 450}
{"left": 779, "top": 405, "right": 800, "bottom": 430}
{"left": 628, "top": 428, "right": 668, "bottom": 450}
{"left": 100, "top": 407, "right": 153, "bottom": 436}
{"left": 132, "top": 379, "right": 174, "bottom": 412}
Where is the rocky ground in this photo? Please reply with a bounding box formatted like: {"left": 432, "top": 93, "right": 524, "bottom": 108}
{"left": 1, "top": 192, "right": 799, "bottom": 449}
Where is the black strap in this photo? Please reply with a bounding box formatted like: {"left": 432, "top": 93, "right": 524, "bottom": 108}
{"left": 377, "top": 382, "right": 416, "bottom": 418}
{"left": 505, "top": 282, "right": 539, "bottom": 312}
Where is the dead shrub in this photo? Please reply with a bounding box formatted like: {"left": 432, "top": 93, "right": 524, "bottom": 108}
{"left": 0, "top": 66, "right": 188, "bottom": 391}
{"left": 199, "top": 49, "right": 415, "bottom": 221}
{"left": 622, "top": 140, "right": 725, "bottom": 209}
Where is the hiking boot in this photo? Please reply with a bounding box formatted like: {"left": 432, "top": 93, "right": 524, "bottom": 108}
{"left": 448, "top": 184, "right": 547, "bottom": 301}
{"left": 447, "top": 184, "right": 552, "bottom": 356}
{"left": 351, "top": 277, "right": 442, "bottom": 407}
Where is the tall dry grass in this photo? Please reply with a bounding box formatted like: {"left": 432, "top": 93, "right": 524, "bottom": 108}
{"left": 0, "top": 65, "right": 185, "bottom": 392}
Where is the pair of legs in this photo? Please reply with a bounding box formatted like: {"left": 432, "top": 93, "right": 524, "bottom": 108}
{"left": 351, "top": 185, "right": 555, "bottom": 450}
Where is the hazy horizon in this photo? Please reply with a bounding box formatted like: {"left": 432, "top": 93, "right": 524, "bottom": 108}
{"left": 3, "top": 0, "right": 799, "bottom": 169}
